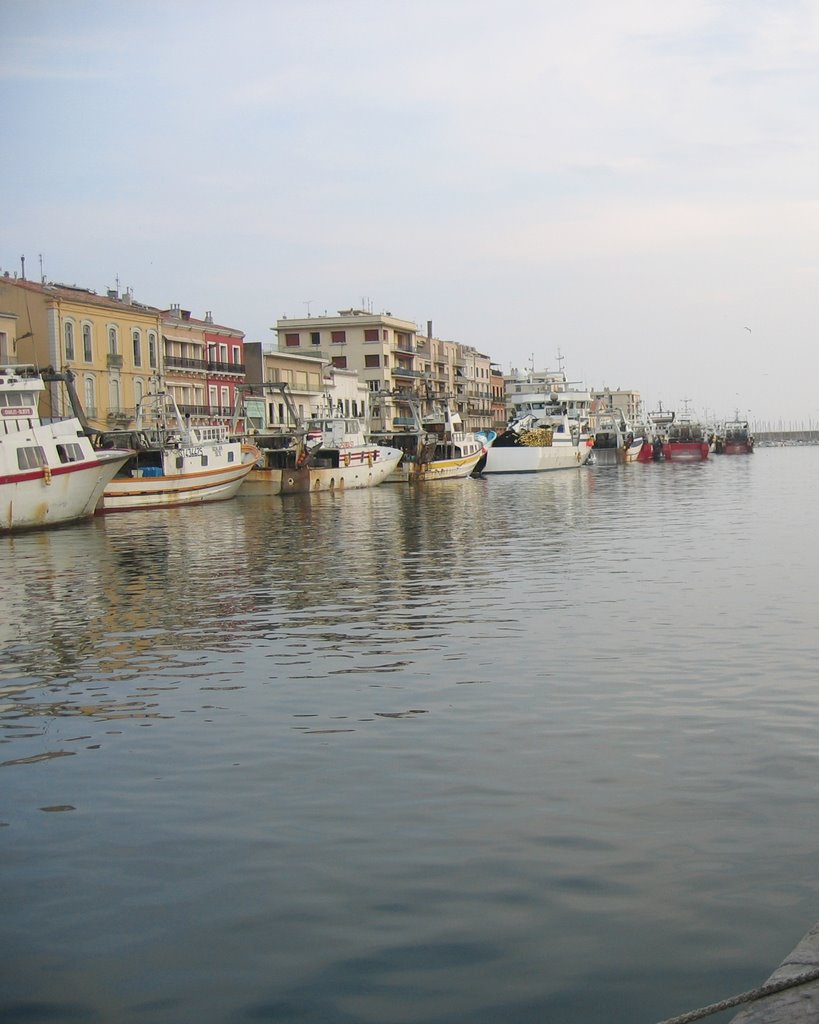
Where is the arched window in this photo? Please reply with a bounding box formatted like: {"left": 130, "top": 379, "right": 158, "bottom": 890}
{"left": 134, "top": 378, "right": 145, "bottom": 413}
{"left": 82, "top": 323, "right": 93, "bottom": 362}
{"left": 109, "top": 377, "right": 120, "bottom": 413}
{"left": 148, "top": 332, "right": 157, "bottom": 368}
{"left": 64, "top": 321, "right": 75, "bottom": 361}
{"left": 132, "top": 329, "right": 142, "bottom": 367}
{"left": 83, "top": 376, "right": 96, "bottom": 418}
{"left": 108, "top": 326, "right": 118, "bottom": 355}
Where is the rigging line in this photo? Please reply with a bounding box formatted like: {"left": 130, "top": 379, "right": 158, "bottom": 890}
{"left": 653, "top": 964, "right": 819, "bottom": 1024}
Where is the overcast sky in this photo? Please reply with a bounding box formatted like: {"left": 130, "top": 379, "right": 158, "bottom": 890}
{"left": 3, "top": 0, "right": 818, "bottom": 424}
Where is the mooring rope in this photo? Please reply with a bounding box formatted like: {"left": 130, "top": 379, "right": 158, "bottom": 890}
{"left": 654, "top": 965, "right": 819, "bottom": 1024}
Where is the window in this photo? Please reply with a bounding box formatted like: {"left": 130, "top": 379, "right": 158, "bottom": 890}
{"left": 219, "top": 343, "right": 228, "bottom": 363}
{"left": 64, "top": 321, "right": 75, "bottom": 360}
{"left": 209, "top": 386, "right": 218, "bottom": 409}
{"left": 232, "top": 345, "right": 240, "bottom": 364}
{"left": 364, "top": 328, "right": 379, "bottom": 342}
{"left": 285, "top": 332, "right": 300, "bottom": 347}
{"left": 310, "top": 332, "right": 320, "bottom": 346}
{"left": 201, "top": 455, "right": 209, "bottom": 467}
{"left": 132, "top": 329, "right": 142, "bottom": 367}
{"left": 227, "top": 450, "right": 235, "bottom": 463}
{"left": 364, "top": 354, "right": 380, "bottom": 368}
{"left": 108, "top": 326, "right": 118, "bottom": 354}
{"left": 109, "top": 377, "right": 120, "bottom": 413}
{"left": 148, "top": 332, "right": 157, "bottom": 368}
{"left": 17, "top": 446, "right": 47, "bottom": 470}
{"left": 331, "top": 356, "right": 347, "bottom": 369}
{"left": 57, "top": 443, "right": 84, "bottom": 463}
{"left": 84, "top": 376, "right": 96, "bottom": 417}
{"left": 82, "top": 323, "right": 92, "bottom": 362}
{"left": 134, "top": 379, "right": 145, "bottom": 408}
{"left": 220, "top": 386, "right": 230, "bottom": 411}
{"left": 331, "top": 330, "right": 346, "bottom": 344}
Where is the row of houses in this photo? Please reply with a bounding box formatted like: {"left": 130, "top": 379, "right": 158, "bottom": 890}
{"left": 0, "top": 271, "right": 507, "bottom": 434}
{"left": 0, "top": 267, "right": 642, "bottom": 434}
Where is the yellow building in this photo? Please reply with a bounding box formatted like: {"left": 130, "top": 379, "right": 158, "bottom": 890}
{"left": 0, "top": 273, "right": 162, "bottom": 429}
{"left": 0, "top": 310, "right": 18, "bottom": 364}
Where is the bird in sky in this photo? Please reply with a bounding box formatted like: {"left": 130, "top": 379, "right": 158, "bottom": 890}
{"left": 744, "top": 326, "right": 752, "bottom": 332}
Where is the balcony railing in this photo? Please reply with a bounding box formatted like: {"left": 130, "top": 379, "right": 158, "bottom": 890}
{"left": 177, "top": 404, "right": 235, "bottom": 418}
{"left": 392, "top": 367, "right": 424, "bottom": 379}
{"left": 165, "top": 355, "right": 208, "bottom": 371}
{"left": 107, "top": 353, "right": 123, "bottom": 369}
{"left": 207, "top": 361, "right": 245, "bottom": 374}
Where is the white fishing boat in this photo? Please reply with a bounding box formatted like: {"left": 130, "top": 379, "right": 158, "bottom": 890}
{"left": 481, "top": 365, "right": 593, "bottom": 474}
{"left": 371, "top": 397, "right": 487, "bottom": 482}
{"left": 237, "top": 383, "right": 402, "bottom": 495}
{"left": 98, "top": 388, "right": 260, "bottom": 512}
{"left": 0, "top": 364, "right": 132, "bottom": 532}
{"left": 481, "top": 413, "right": 592, "bottom": 473}
{"left": 590, "top": 408, "right": 645, "bottom": 466}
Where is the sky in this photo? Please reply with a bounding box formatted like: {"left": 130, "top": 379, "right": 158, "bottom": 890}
{"left": 3, "top": 0, "right": 819, "bottom": 426}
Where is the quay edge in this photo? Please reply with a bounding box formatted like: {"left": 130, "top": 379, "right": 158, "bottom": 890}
{"left": 730, "top": 922, "right": 819, "bottom": 1022}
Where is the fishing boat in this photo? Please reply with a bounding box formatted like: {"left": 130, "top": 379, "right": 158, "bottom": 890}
{"left": 714, "top": 417, "right": 755, "bottom": 454}
{"left": 97, "top": 388, "right": 260, "bottom": 512}
{"left": 481, "top": 364, "right": 593, "bottom": 474}
{"left": 237, "top": 383, "right": 402, "bottom": 495}
{"left": 0, "top": 364, "right": 132, "bottom": 532}
{"left": 371, "top": 396, "right": 487, "bottom": 482}
{"left": 662, "top": 416, "right": 710, "bottom": 462}
{"left": 481, "top": 412, "right": 592, "bottom": 473}
{"left": 590, "top": 408, "right": 644, "bottom": 466}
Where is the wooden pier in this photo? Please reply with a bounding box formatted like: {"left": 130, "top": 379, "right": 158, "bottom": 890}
{"left": 731, "top": 922, "right": 819, "bottom": 1022}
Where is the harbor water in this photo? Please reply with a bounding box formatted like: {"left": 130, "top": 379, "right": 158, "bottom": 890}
{"left": 2, "top": 447, "right": 818, "bottom": 1024}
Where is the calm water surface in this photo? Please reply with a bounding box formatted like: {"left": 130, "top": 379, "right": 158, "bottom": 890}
{"left": 2, "top": 448, "right": 818, "bottom": 1023}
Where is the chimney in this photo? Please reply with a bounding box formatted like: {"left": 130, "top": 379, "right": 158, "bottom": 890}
{"left": 20, "top": 255, "right": 26, "bottom": 280}
{"left": 204, "top": 311, "right": 213, "bottom": 324}
{"left": 427, "top": 320, "right": 432, "bottom": 339}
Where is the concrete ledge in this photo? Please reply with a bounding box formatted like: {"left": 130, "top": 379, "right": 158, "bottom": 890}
{"left": 731, "top": 923, "right": 819, "bottom": 1022}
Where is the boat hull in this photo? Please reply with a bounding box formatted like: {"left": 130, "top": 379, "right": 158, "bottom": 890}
{"left": 242, "top": 449, "right": 403, "bottom": 495}
{"left": 481, "top": 443, "right": 591, "bottom": 474}
{"left": 721, "top": 441, "right": 754, "bottom": 455}
{"left": 101, "top": 445, "right": 260, "bottom": 512}
{"left": 387, "top": 449, "right": 485, "bottom": 482}
{"left": 663, "top": 441, "right": 710, "bottom": 462}
{"left": 1, "top": 451, "right": 131, "bottom": 532}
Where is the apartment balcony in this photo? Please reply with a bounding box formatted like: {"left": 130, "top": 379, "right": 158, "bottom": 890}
{"left": 106, "top": 409, "right": 134, "bottom": 426}
{"left": 165, "top": 355, "right": 208, "bottom": 371}
{"left": 392, "top": 367, "right": 424, "bottom": 379}
{"left": 207, "top": 361, "right": 246, "bottom": 375}
{"left": 177, "top": 404, "right": 235, "bottom": 418}
{"left": 106, "top": 353, "right": 123, "bottom": 369}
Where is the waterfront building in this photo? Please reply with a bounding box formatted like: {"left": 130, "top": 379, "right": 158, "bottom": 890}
{"left": 591, "top": 387, "right": 643, "bottom": 426}
{"left": 162, "top": 306, "right": 246, "bottom": 428}
{"left": 0, "top": 272, "right": 161, "bottom": 430}
{"left": 274, "top": 308, "right": 493, "bottom": 433}
{"left": 490, "top": 363, "right": 506, "bottom": 429}
{"left": 0, "top": 310, "right": 18, "bottom": 363}
{"left": 244, "top": 342, "right": 371, "bottom": 429}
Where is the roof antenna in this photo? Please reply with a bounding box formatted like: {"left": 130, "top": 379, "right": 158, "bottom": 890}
{"left": 20, "top": 255, "right": 26, "bottom": 280}
{"left": 39, "top": 253, "right": 45, "bottom": 284}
